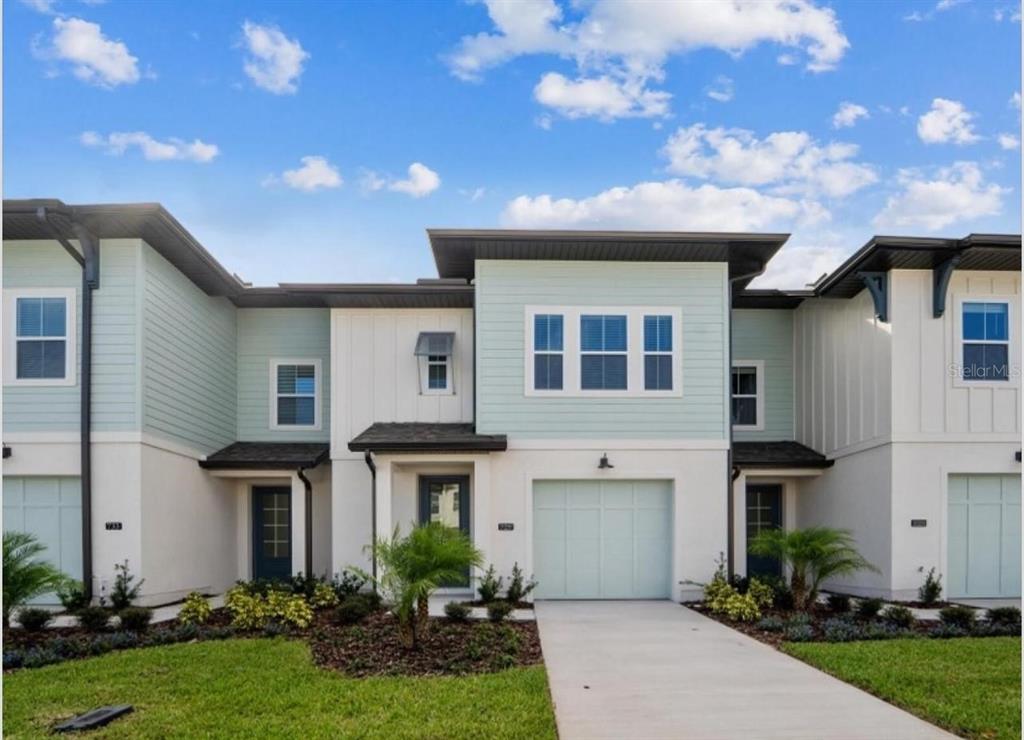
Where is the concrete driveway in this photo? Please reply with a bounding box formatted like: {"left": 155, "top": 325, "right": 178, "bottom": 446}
{"left": 535, "top": 601, "right": 953, "bottom": 740}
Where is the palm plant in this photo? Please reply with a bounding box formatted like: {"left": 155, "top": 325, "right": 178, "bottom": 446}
{"left": 748, "top": 527, "right": 878, "bottom": 611}
{"left": 3, "top": 531, "right": 68, "bottom": 627}
{"left": 364, "top": 522, "right": 482, "bottom": 648}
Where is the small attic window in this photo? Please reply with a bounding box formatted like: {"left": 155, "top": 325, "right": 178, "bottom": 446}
{"left": 415, "top": 332, "right": 455, "bottom": 395}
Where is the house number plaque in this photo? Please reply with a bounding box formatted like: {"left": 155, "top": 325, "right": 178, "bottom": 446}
{"left": 498, "top": 522, "right": 514, "bottom": 531}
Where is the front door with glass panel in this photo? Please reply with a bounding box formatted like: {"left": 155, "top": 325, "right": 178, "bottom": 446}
{"left": 746, "top": 484, "right": 783, "bottom": 578}
{"left": 418, "top": 476, "right": 470, "bottom": 587}
{"left": 253, "top": 487, "right": 291, "bottom": 581}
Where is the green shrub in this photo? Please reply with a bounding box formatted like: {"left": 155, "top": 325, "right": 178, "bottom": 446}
{"left": 110, "top": 560, "right": 144, "bottom": 611}
{"left": 76, "top": 606, "right": 111, "bottom": 632}
{"left": 747, "top": 578, "right": 775, "bottom": 609}
{"left": 477, "top": 565, "right": 503, "bottom": 603}
{"left": 856, "top": 597, "right": 884, "bottom": 619}
{"left": 986, "top": 606, "right": 1021, "bottom": 626}
{"left": 17, "top": 607, "right": 54, "bottom": 632}
{"left": 882, "top": 605, "right": 915, "bottom": 629}
{"left": 487, "top": 600, "right": 514, "bottom": 623}
{"left": 939, "top": 605, "right": 976, "bottom": 629}
{"left": 719, "top": 592, "right": 761, "bottom": 622}
{"left": 310, "top": 582, "right": 339, "bottom": 609}
{"left": 444, "top": 601, "right": 472, "bottom": 622}
{"left": 826, "top": 593, "right": 851, "bottom": 613}
{"left": 286, "top": 572, "right": 319, "bottom": 600}
{"left": 56, "top": 580, "right": 89, "bottom": 613}
{"left": 266, "top": 591, "right": 313, "bottom": 629}
{"left": 821, "top": 617, "right": 861, "bottom": 642}
{"left": 783, "top": 624, "right": 814, "bottom": 642}
{"left": 918, "top": 567, "right": 942, "bottom": 607}
{"left": 226, "top": 590, "right": 268, "bottom": 630}
{"left": 178, "top": 592, "right": 212, "bottom": 626}
{"left": 755, "top": 615, "right": 785, "bottom": 632}
{"left": 703, "top": 556, "right": 733, "bottom": 606}
{"left": 3, "top": 532, "right": 67, "bottom": 627}
{"left": 118, "top": 607, "right": 153, "bottom": 632}
{"left": 505, "top": 562, "right": 537, "bottom": 603}
{"left": 331, "top": 570, "right": 367, "bottom": 600}
{"left": 786, "top": 612, "right": 812, "bottom": 627}
{"left": 333, "top": 595, "right": 374, "bottom": 625}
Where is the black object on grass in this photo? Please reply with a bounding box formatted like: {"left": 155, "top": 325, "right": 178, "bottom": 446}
{"left": 54, "top": 705, "right": 133, "bottom": 732}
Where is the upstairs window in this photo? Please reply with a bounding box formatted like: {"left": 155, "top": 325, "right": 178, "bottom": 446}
{"left": 271, "top": 359, "right": 320, "bottom": 430}
{"left": 3, "top": 289, "right": 76, "bottom": 386}
{"left": 415, "top": 332, "right": 455, "bottom": 395}
{"left": 962, "top": 302, "right": 1009, "bottom": 381}
{"left": 533, "top": 314, "right": 564, "bottom": 390}
{"left": 643, "top": 315, "right": 673, "bottom": 391}
{"left": 580, "top": 314, "right": 627, "bottom": 390}
{"left": 731, "top": 361, "right": 764, "bottom": 430}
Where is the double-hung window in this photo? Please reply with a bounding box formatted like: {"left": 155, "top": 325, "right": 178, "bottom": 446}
{"left": 580, "top": 314, "right": 628, "bottom": 390}
{"left": 643, "top": 315, "right": 673, "bottom": 390}
{"left": 533, "top": 314, "right": 563, "bottom": 390}
{"left": 3, "top": 288, "right": 76, "bottom": 386}
{"left": 270, "top": 359, "right": 321, "bottom": 430}
{"left": 731, "top": 361, "right": 764, "bottom": 430}
{"left": 961, "top": 302, "right": 1010, "bottom": 381}
{"left": 414, "top": 332, "right": 455, "bottom": 395}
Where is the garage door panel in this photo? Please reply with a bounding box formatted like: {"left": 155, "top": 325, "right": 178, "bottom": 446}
{"left": 534, "top": 481, "right": 566, "bottom": 507}
{"left": 533, "top": 479, "right": 671, "bottom": 600}
{"left": 2, "top": 476, "right": 82, "bottom": 605}
{"left": 948, "top": 474, "right": 1021, "bottom": 599}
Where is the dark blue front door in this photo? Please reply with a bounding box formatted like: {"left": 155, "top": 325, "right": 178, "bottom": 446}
{"left": 418, "top": 476, "right": 470, "bottom": 587}
{"left": 746, "top": 484, "right": 783, "bottom": 579}
{"left": 253, "top": 487, "right": 291, "bottom": 581}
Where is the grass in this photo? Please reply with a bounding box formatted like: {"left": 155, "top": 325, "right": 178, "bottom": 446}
{"left": 2, "top": 638, "right": 557, "bottom": 739}
{"left": 784, "top": 637, "right": 1021, "bottom": 740}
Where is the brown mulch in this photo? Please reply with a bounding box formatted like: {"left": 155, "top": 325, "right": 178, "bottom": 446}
{"left": 308, "top": 610, "right": 543, "bottom": 677}
{"left": 4, "top": 609, "right": 233, "bottom": 651}
{"left": 462, "top": 600, "right": 535, "bottom": 610}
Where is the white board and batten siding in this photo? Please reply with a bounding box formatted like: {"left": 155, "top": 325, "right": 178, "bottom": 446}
{"left": 330, "top": 309, "right": 474, "bottom": 458}
{"left": 890, "top": 270, "right": 1020, "bottom": 441}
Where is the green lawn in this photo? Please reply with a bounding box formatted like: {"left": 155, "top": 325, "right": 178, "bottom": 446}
{"left": 2, "top": 638, "right": 557, "bottom": 739}
{"left": 784, "top": 637, "right": 1021, "bottom": 740}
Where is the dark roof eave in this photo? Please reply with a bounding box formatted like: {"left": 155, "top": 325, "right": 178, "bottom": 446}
{"left": 198, "top": 442, "right": 329, "bottom": 470}
{"left": 347, "top": 440, "right": 507, "bottom": 453}
{"left": 733, "top": 459, "right": 834, "bottom": 469}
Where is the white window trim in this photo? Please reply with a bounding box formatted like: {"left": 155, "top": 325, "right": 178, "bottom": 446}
{"left": 419, "top": 353, "right": 454, "bottom": 396}
{"left": 952, "top": 294, "right": 1020, "bottom": 389}
{"left": 268, "top": 358, "right": 322, "bottom": 431}
{"left": 524, "top": 305, "right": 683, "bottom": 398}
{"left": 3, "top": 287, "right": 77, "bottom": 387}
{"left": 731, "top": 360, "right": 765, "bottom": 432}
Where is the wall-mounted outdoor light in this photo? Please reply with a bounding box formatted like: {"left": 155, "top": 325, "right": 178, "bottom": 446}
{"left": 598, "top": 454, "right": 614, "bottom": 469}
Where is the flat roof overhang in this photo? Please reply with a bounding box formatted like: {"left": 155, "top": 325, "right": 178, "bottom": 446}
{"left": 428, "top": 229, "right": 790, "bottom": 290}
{"left": 348, "top": 423, "right": 507, "bottom": 453}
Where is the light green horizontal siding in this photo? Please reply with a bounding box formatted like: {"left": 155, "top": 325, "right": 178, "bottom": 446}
{"left": 141, "top": 244, "right": 236, "bottom": 453}
{"left": 732, "top": 309, "right": 794, "bottom": 441}
{"left": 475, "top": 260, "right": 728, "bottom": 439}
{"left": 3, "top": 239, "right": 140, "bottom": 433}
{"left": 237, "top": 308, "right": 331, "bottom": 442}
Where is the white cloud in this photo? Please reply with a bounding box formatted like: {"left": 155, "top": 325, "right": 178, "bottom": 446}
{"left": 448, "top": 0, "right": 849, "bottom": 120}
{"left": 917, "top": 98, "right": 980, "bottom": 144}
{"left": 459, "top": 187, "right": 487, "bottom": 202}
{"left": 533, "top": 72, "right": 669, "bottom": 120}
{"left": 873, "top": 162, "right": 1007, "bottom": 231}
{"left": 501, "top": 179, "right": 827, "bottom": 232}
{"left": 264, "top": 156, "right": 342, "bottom": 191}
{"left": 998, "top": 133, "right": 1020, "bottom": 150}
{"left": 241, "top": 21, "right": 308, "bottom": 94}
{"left": 41, "top": 17, "right": 140, "bottom": 87}
{"left": 832, "top": 101, "right": 869, "bottom": 128}
{"left": 360, "top": 162, "right": 441, "bottom": 198}
{"left": 993, "top": 5, "right": 1022, "bottom": 21}
{"left": 776, "top": 53, "right": 798, "bottom": 65}
{"left": 80, "top": 130, "right": 218, "bottom": 162}
{"left": 755, "top": 241, "right": 848, "bottom": 289}
{"left": 706, "top": 75, "right": 734, "bottom": 103}
{"left": 1011, "top": 91, "right": 1021, "bottom": 110}
{"left": 20, "top": 0, "right": 57, "bottom": 13}
{"left": 389, "top": 162, "right": 441, "bottom": 198}
{"left": 535, "top": 113, "right": 553, "bottom": 130}
{"left": 661, "top": 123, "right": 877, "bottom": 198}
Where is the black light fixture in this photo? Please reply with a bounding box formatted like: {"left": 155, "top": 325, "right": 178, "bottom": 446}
{"left": 598, "top": 453, "right": 614, "bottom": 469}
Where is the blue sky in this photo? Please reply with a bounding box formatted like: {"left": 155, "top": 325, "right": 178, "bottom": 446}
{"left": 4, "top": 0, "right": 1021, "bottom": 288}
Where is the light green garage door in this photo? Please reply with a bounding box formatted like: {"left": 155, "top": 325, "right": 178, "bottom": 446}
{"left": 2, "top": 477, "right": 83, "bottom": 605}
{"left": 948, "top": 474, "right": 1021, "bottom": 599}
{"left": 533, "top": 480, "right": 672, "bottom": 599}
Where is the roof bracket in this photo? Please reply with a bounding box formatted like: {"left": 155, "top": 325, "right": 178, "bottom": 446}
{"left": 932, "top": 253, "right": 962, "bottom": 318}
{"left": 857, "top": 271, "right": 889, "bottom": 322}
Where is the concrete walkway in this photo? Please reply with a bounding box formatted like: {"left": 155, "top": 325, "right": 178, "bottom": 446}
{"left": 535, "top": 601, "right": 953, "bottom": 740}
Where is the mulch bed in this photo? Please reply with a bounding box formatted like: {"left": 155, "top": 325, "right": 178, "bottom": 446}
{"left": 308, "top": 610, "right": 543, "bottom": 677}
{"left": 461, "top": 600, "right": 534, "bottom": 610}
{"left": 3, "top": 610, "right": 232, "bottom": 652}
